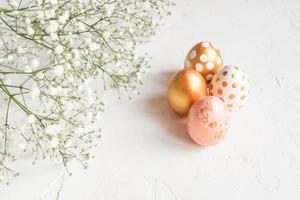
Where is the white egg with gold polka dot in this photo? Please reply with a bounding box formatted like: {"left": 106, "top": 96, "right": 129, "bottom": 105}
{"left": 209, "top": 65, "right": 250, "bottom": 112}
{"left": 184, "top": 41, "right": 223, "bottom": 82}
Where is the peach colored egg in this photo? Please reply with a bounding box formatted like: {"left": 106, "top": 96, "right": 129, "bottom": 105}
{"left": 184, "top": 41, "right": 223, "bottom": 82}
{"left": 187, "top": 96, "right": 230, "bottom": 146}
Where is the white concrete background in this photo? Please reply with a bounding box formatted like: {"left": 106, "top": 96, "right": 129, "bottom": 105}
{"left": 1, "top": 0, "right": 300, "bottom": 199}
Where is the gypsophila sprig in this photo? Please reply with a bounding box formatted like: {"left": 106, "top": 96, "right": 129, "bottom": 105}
{"left": 0, "top": 0, "right": 174, "bottom": 184}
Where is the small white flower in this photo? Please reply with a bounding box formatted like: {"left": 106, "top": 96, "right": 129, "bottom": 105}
{"left": 85, "top": 37, "right": 92, "bottom": 45}
{"left": 56, "top": 85, "right": 62, "bottom": 94}
{"left": 95, "top": 113, "right": 102, "bottom": 122}
{"left": 77, "top": 22, "right": 85, "bottom": 31}
{"left": 27, "top": 114, "right": 36, "bottom": 124}
{"left": 84, "top": 78, "right": 92, "bottom": 86}
{"left": 45, "top": 9, "right": 56, "bottom": 19}
{"left": 58, "top": 12, "right": 69, "bottom": 24}
{"left": 100, "top": 98, "right": 107, "bottom": 105}
{"left": 50, "top": 33, "right": 59, "bottom": 40}
{"left": 78, "top": 85, "right": 84, "bottom": 92}
{"left": 75, "top": 127, "right": 84, "bottom": 134}
{"left": 67, "top": 75, "right": 74, "bottom": 82}
{"left": 17, "top": 46, "right": 24, "bottom": 54}
{"left": 27, "top": 26, "right": 35, "bottom": 35}
{"left": 53, "top": 156, "right": 62, "bottom": 164}
{"left": 102, "top": 31, "right": 111, "bottom": 39}
{"left": 102, "top": 52, "right": 108, "bottom": 59}
{"left": 89, "top": 42, "right": 99, "bottom": 51}
{"left": 22, "top": 57, "right": 29, "bottom": 63}
{"left": 124, "top": 15, "right": 130, "bottom": 21}
{"left": 53, "top": 65, "right": 64, "bottom": 76}
{"left": 105, "top": 5, "right": 114, "bottom": 16}
{"left": 31, "top": 86, "right": 40, "bottom": 98}
{"left": 30, "top": 59, "right": 40, "bottom": 69}
{"left": 45, "top": 124, "right": 62, "bottom": 135}
{"left": 65, "top": 102, "right": 74, "bottom": 112}
{"left": 49, "top": 138, "right": 59, "bottom": 148}
{"left": 4, "top": 78, "right": 11, "bottom": 85}
{"left": 64, "top": 11, "right": 70, "bottom": 19}
{"left": 49, "top": 87, "right": 58, "bottom": 95}
{"left": 126, "top": 41, "right": 134, "bottom": 49}
{"left": 87, "top": 96, "right": 95, "bottom": 106}
{"left": 46, "top": 21, "right": 59, "bottom": 33}
{"left": 64, "top": 53, "right": 72, "bottom": 60}
{"left": 24, "top": 65, "right": 32, "bottom": 72}
{"left": 9, "top": 0, "right": 18, "bottom": 8}
{"left": 45, "top": 125, "right": 54, "bottom": 135}
{"left": 144, "top": 2, "right": 151, "bottom": 9}
{"left": 18, "top": 143, "right": 26, "bottom": 150}
{"left": 65, "top": 63, "right": 73, "bottom": 70}
{"left": 58, "top": 16, "right": 67, "bottom": 24}
{"left": 132, "top": 89, "right": 139, "bottom": 95}
{"left": 72, "top": 49, "right": 80, "bottom": 59}
{"left": 36, "top": 72, "right": 45, "bottom": 79}
{"left": 55, "top": 45, "right": 64, "bottom": 54}
{"left": 49, "top": 0, "right": 58, "bottom": 5}
{"left": 37, "top": 11, "right": 44, "bottom": 20}
{"left": 24, "top": 18, "right": 31, "bottom": 24}
{"left": 7, "top": 55, "right": 14, "bottom": 61}
{"left": 128, "top": 28, "right": 134, "bottom": 34}
{"left": 65, "top": 140, "right": 72, "bottom": 146}
{"left": 85, "top": 112, "right": 93, "bottom": 122}
{"left": 73, "top": 60, "right": 81, "bottom": 67}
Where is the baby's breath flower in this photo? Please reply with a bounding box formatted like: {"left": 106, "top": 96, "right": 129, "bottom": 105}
{"left": 30, "top": 59, "right": 40, "bottom": 69}
{"left": 0, "top": 0, "right": 174, "bottom": 184}
{"left": 45, "top": 21, "right": 59, "bottom": 33}
{"left": 26, "top": 26, "right": 35, "bottom": 35}
{"left": 31, "top": 86, "right": 41, "bottom": 98}
{"left": 18, "top": 143, "right": 26, "bottom": 150}
{"left": 53, "top": 65, "right": 64, "bottom": 76}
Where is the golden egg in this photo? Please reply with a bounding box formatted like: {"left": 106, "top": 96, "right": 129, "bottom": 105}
{"left": 184, "top": 41, "right": 223, "bottom": 82}
{"left": 167, "top": 68, "right": 207, "bottom": 116}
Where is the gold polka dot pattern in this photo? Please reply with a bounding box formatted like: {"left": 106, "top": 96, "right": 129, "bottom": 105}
{"left": 209, "top": 65, "right": 250, "bottom": 112}
{"left": 184, "top": 41, "right": 223, "bottom": 82}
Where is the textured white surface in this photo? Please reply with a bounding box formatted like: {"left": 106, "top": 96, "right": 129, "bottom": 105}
{"left": 1, "top": 0, "right": 300, "bottom": 199}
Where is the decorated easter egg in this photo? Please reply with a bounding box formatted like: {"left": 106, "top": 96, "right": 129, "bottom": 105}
{"left": 167, "top": 68, "right": 207, "bottom": 116}
{"left": 184, "top": 41, "right": 223, "bottom": 82}
{"left": 209, "top": 65, "right": 250, "bottom": 112}
{"left": 187, "top": 96, "right": 230, "bottom": 146}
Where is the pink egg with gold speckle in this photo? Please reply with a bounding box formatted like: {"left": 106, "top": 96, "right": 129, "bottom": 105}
{"left": 187, "top": 96, "right": 230, "bottom": 146}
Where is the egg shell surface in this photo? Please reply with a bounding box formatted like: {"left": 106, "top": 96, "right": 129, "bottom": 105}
{"left": 184, "top": 41, "right": 223, "bottom": 82}
{"left": 187, "top": 96, "right": 230, "bottom": 146}
{"left": 210, "top": 65, "right": 250, "bottom": 112}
